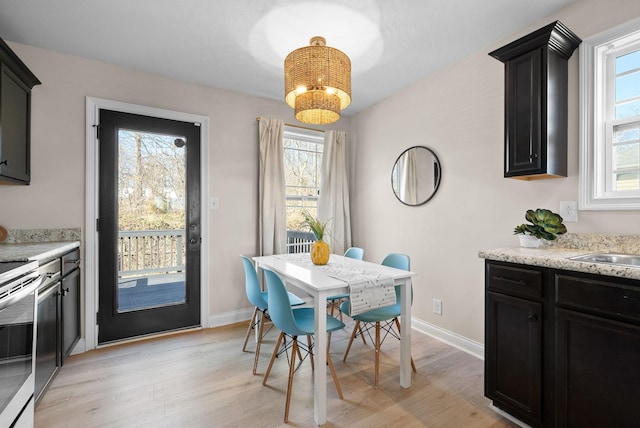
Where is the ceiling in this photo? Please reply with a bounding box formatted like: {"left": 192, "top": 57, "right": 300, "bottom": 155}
{"left": 0, "top": 0, "right": 575, "bottom": 116}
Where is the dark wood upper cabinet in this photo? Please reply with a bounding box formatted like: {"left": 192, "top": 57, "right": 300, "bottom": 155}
{"left": 0, "top": 36, "right": 40, "bottom": 185}
{"left": 489, "top": 21, "right": 581, "bottom": 180}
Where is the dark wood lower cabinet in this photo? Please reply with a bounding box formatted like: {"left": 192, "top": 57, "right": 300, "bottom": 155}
{"left": 486, "top": 292, "right": 541, "bottom": 425}
{"left": 35, "top": 281, "right": 60, "bottom": 403}
{"left": 556, "top": 309, "right": 640, "bottom": 427}
{"left": 485, "top": 260, "right": 640, "bottom": 427}
{"left": 61, "top": 266, "right": 80, "bottom": 363}
{"left": 35, "top": 248, "right": 81, "bottom": 404}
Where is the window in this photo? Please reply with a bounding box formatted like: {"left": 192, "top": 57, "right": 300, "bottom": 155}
{"left": 580, "top": 17, "right": 640, "bottom": 209}
{"left": 283, "top": 126, "right": 324, "bottom": 251}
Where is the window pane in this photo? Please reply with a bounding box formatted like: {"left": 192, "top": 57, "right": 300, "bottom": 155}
{"left": 615, "top": 172, "right": 639, "bottom": 191}
{"left": 615, "top": 70, "right": 640, "bottom": 103}
{"left": 613, "top": 143, "right": 639, "bottom": 169}
{"left": 283, "top": 130, "right": 323, "bottom": 235}
{"left": 616, "top": 49, "right": 640, "bottom": 74}
{"left": 615, "top": 99, "right": 640, "bottom": 119}
{"left": 614, "top": 126, "right": 639, "bottom": 143}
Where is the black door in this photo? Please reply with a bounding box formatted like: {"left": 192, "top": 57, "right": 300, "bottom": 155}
{"left": 98, "top": 109, "right": 201, "bottom": 344}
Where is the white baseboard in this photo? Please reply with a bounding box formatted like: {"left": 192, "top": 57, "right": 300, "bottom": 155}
{"left": 411, "top": 318, "right": 484, "bottom": 360}
{"left": 208, "top": 308, "right": 255, "bottom": 328}
{"left": 73, "top": 311, "right": 484, "bottom": 360}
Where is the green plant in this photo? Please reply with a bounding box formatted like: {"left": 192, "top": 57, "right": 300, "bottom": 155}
{"left": 301, "top": 211, "right": 330, "bottom": 241}
{"left": 514, "top": 208, "right": 567, "bottom": 241}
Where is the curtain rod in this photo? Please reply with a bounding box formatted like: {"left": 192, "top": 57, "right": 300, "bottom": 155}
{"left": 255, "top": 117, "right": 324, "bottom": 133}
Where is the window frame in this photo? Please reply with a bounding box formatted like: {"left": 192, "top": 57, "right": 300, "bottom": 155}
{"left": 580, "top": 17, "right": 640, "bottom": 210}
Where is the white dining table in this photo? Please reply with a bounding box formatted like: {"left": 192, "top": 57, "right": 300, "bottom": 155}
{"left": 252, "top": 253, "right": 416, "bottom": 426}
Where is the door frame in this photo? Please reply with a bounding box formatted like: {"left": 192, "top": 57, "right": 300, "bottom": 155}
{"left": 84, "top": 97, "right": 210, "bottom": 351}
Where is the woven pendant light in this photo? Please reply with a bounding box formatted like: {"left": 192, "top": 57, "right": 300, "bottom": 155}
{"left": 284, "top": 36, "right": 351, "bottom": 124}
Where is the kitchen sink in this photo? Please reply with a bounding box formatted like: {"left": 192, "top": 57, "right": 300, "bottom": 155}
{"left": 569, "top": 253, "right": 640, "bottom": 268}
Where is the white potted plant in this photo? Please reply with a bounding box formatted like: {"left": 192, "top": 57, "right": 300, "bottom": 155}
{"left": 514, "top": 208, "right": 567, "bottom": 248}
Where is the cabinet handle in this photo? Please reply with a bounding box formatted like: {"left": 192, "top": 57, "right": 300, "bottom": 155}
{"left": 529, "top": 153, "right": 538, "bottom": 160}
{"left": 0, "top": 160, "right": 7, "bottom": 166}
{"left": 528, "top": 314, "right": 538, "bottom": 322}
{"left": 493, "top": 276, "right": 526, "bottom": 286}
{"left": 62, "top": 287, "right": 70, "bottom": 296}
{"left": 65, "top": 259, "right": 80, "bottom": 264}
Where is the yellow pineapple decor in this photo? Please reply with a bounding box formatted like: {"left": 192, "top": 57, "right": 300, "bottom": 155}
{"left": 302, "top": 212, "right": 331, "bottom": 265}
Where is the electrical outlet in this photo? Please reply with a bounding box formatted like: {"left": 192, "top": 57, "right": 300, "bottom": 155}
{"left": 433, "top": 299, "right": 442, "bottom": 316}
{"left": 559, "top": 201, "right": 578, "bottom": 222}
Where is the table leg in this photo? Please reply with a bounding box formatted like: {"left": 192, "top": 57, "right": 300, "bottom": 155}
{"left": 399, "top": 278, "right": 412, "bottom": 388}
{"left": 314, "top": 291, "right": 328, "bottom": 425}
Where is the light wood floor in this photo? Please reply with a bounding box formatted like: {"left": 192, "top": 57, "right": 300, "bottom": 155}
{"left": 35, "top": 318, "right": 517, "bottom": 427}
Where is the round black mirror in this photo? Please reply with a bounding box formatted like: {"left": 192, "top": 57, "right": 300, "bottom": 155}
{"left": 391, "top": 146, "right": 441, "bottom": 206}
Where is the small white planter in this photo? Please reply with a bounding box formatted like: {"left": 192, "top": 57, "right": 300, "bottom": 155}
{"left": 518, "top": 235, "right": 541, "bottom": 248}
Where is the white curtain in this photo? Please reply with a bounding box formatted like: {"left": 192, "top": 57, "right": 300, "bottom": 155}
{"left": 399, "top": 149, "right": 419, "bottom": 205}
{"left": 258, "top": 117, "right": 287, "bottom": 256}
{"left": 318, "top": 130, "right": 352, "bottom": 255}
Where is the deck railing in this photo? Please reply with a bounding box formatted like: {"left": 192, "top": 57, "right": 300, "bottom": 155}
{"left": 117, "top": 229, "right": 313, "bottom": 278}
{"left": 286, "top": 230, "right": 315, "bottom": 253}
{"left": 118, "top": 230, "right": 185, "bottom": 278}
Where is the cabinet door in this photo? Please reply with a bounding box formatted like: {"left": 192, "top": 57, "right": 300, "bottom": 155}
{"left": 504, "top": 48, "right": 542, "bottom": 177}
{"left": 61, "top": 268, "right": 80, "bottom": 363}
{"left": 35, "top": 282, "right": 60, "bottom": 403}
{"left": 556, "top": 308, "right": 640, "bottom": 427}
{"left": 0, "top": 63, "right": 31, "bottom": 184}
{"left": 486, "top": 291, "right": 542, "bottom": 425}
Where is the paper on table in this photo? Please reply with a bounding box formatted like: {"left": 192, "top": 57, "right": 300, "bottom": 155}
{"left": 272, "top": 253, "right": 397, "bottom": 316}
{"left": 348, "top": 276, "right": 396, "bottom": 316}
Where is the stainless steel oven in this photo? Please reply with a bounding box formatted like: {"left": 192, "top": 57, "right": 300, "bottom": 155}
{"left": 0, "top": 261, "right": 40, "bottom": 428}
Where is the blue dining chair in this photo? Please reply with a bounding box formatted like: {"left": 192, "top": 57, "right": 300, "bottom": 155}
{"left": 240, "top": 256, "right": 305, "bottom": 375}
{"left": 261, "top": 268, "right": 345, "bottom": 423}
{"left": 340, "top": 252, "right": 417, "bottom": 388}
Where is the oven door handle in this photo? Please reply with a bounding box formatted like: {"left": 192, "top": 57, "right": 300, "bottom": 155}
{"left": 0, "top": 272, "right": 43, "bottom": 311}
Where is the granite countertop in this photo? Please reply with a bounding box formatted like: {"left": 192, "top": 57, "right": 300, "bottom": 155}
{"left": 479, "top": 247, "right": 640, "bottom": 281}
{"left": 0, "top": 241, "right": 81, "bottom": 263}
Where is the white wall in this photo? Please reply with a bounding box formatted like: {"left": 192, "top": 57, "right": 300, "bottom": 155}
{"left": 0, "top": 43, "right": 349, "bottom": 327}
{"left": 350, "top": 0, "right": 640, "bottom": 344}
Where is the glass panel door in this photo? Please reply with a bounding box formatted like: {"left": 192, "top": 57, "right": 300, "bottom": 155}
{"left": 116, "top": 129, "right": 187, "bottom": 312}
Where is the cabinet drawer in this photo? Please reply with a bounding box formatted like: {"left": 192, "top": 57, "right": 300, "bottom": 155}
{"left": 555, "top": 274, "right": 640, "bottom": 325}
{"left": 486, "top": 262, "right": 543, "bottom": 299}
{"left": 61, "top": 249, "right": 80, "bottom": 276}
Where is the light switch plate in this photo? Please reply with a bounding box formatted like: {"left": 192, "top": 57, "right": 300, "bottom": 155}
{"left": 559, "top": 201, "right": 578, "bottom": 222}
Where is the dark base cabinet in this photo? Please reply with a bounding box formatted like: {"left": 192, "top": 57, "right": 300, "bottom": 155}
{"left": 556, "top": 309, "right": 640, "bottom": 427}
{"left": 61, "top": 265, "right": 80, "bottom": 362}
{"left": 35, "top": 281, "right": 60, "bottom": 402}
{"left": 485, "top": 260, "right": 640, "bottom": 427}
{"left": 486, "top": 292, "right": 542, "bottom": 425}
{"left": 35, "top": 248, "right": 81, "bottom": 404}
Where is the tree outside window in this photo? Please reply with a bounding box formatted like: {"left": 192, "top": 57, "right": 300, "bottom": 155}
{"left": 283, "top": 127, "right": 323, "bottom": 232}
